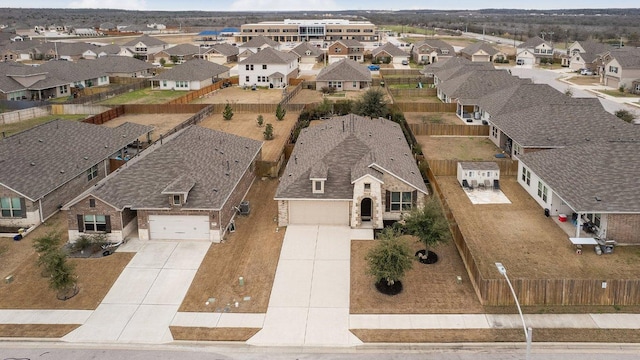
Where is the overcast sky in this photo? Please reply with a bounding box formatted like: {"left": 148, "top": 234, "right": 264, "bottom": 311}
{"left": 7, "top": 0, "right": 639, "bottom": 11}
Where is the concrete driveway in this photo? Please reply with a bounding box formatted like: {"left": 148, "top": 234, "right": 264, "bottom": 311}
{"left": 62, "top": 240, "right": 210, "bottom": 344}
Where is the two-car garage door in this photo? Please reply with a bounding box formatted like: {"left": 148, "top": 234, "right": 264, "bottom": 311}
{"left": 288, "top": 201, "right": 350, "bottom": 226}
{"left": 149, "top": 215, "right": 210, "bottom": 240}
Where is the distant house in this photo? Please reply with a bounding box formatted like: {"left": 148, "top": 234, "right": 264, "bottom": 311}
{"left": 83, "top": 56, "right": 155, "bottom": 78}
{"left": 99, "top": 22, "right": 117, "bottom": 31}
{"left": 154, "top": 44, "right": 200, "bottom": 64}
{"left": 371, "top": 42, "right": 408, "bottom": 65}
{"left": 567, "top": 40, "right": 612, "bottom": 72}
{"left": 459, "top": 41, "right": 505, "bottom": 63}
{"left": 198, "top": 43, "right": 239, "bottom": 64}
{"left": 315, "top": 59, "right": 371, "bottom": 91}
{"left": 237, "top": 47, "right": 298, "bottom": 88}
{"left": 63, "top": 126, "right": 262, "bottom": 243}
{"left": 602, "top": 48, "right": 640, "bottom": 92}
{"left": 289, "top": 42, "right": 324, "bottom": 64}
{"left": 275, "top": 115, "right": 428, "bottom": 228}
{"left": 516, "top": 36, "right": 553, "bottom": 65}
{"left": 411, "top": 39, "right": 455, "bottom": 65}
{"left": 0, "top": 120, "right": 152, "bottom": 230}
{"left": 326, "top": 39, "right": 364, "bottom": 63}
{"left": 238, "top": 36, "right": 280, "bottom": 55}
{"left": 121, "top": 35, "right": 169, "bottom": 61}
{"left": 154, "top": 59, "right": 230, "bottom": 90}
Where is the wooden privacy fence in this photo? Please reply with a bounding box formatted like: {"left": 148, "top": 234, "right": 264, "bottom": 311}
{"left": 409, "top": 123, "right": 489, "bottom": 136}
{"left": 394, "top": 102, "right": 457, "bottom": 113}
{"left": 122, "top": 104, "right": 209, "bottom": 114}
{"left": 65, "top": 80, "right": 149, "bottom": 104}
{"left": 427, "top": 159, "right": 519, "bottom": 176}
{"left": 389, "top": 88, "right": 437, "bottom": 97}
{"left": 50, "top": 104, "right": 112, "bottom": 115}
{"left": 428, "top": 167, "right": 640, "bottom": 306}
{"left": 167, "top": 77, "right": 239, "bottom": 105}
{"left": 380, "top": 69, "right": 423, "bottom": 76}
{"left": 0, "top": 106, "right": 50, "bottom": 125}
{"left": 380, "top": 77, "right": 433, "bottom": 85}
{"left": 210, "top": 103, "right": 279, "bottom": 113}
{"left": 82, "top": 106, "right": 125, "bottom": 125}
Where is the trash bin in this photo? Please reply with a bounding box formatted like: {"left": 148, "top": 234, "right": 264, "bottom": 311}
{"left": 544, "top": 208, "right": 550, "bottom": 217}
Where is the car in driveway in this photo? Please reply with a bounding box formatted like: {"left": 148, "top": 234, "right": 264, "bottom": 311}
{"left": 401, "top": 59, "right": 409, "bottom": 65}
{"left": 580, "top": 68, "right": 594, "bottom": 76}
{"left": 368, "top": 64, "right": 380, "bottom": 71}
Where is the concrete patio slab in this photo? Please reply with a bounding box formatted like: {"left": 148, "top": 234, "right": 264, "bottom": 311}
{"left": 127, "top": 242, "right": 178, "bottom": 269}
{"left": 101, "top": 268, "right": 160, "bottom": 304}
{"left": 268, "top": 259, "right": 314, "bottom": 307}
{"left": 142, "top": 269, "right": 197, "bottom": 305}
{"left": 62, "top": 304, "right": 139, "bottom": 343}
{"left": 117, "top": 304, "right": 177, "bottom": 343}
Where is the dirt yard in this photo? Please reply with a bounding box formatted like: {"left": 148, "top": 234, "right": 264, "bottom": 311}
{"left": 565, "top": 75, "right": 601, "bottom": 86}
{"left": 405, "top": 112, "right": 461, "bottom": 125}
{"left": 199, "top": 112, "right": 298, "bottom": 162}
{"left": 192, "top": 86, "right": 286, "bottom": 104}
{"left": 438, "top": 176, "right": 640, "bottom": 279}
{"left": 351, "top": 237, "right": 484, "bottom": 314}
{"left": 101, "top": 113, "right": 193, "bottom": 141}
{"left": 418, "top": 136, "right": 502, "bottom": 161}
{"left": 178, "top": 178, "right": 284, "bottom": 315}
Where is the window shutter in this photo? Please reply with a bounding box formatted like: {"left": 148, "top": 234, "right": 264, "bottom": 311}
{"left": 385, "top": 191, "right": 390, "bottom": 212}
{"left": 77, "top": 215, "right": 84, "bottom": 232}
{"left": 412, "top": 190, "right": 417, "bottom": 208}
{"left": 105, "top": 215, "right": 111, "bottom": 233}
{"left": 20, "top": 198, "right": 27, "bottom": 218}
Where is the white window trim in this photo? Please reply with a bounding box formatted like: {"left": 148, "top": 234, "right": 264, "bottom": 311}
{"left": 312, "top": 180, "right": 324, "bottom": 194}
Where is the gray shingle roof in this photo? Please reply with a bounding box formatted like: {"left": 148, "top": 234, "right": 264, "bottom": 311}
{"left": 240, "top": 36, "right": 279, "bottom": 48}
{"left": 84, "top": 56, "right": 154, "bottom": 74}
{"left": 37, "top": 59, "right": 108, "bottom": 84}
{"left": 276, "top": 115, "right": 427, "bottom": 200}
{"left": 208, "top": 43, "right": 239, "bottom": 56}
{"left": 413, "top": 39, "right": 455, "bottom": 55}
{"left": 478, "top": 83, "right": 566, "bottom": 116}
{"left": 161, "top": 43, "right": 199, "bottom": 56}
{"left": 0, "top": 120, "right": 153, "bottom": 200}
{"left": 490, "top": 98, "right": 637, "bottom": 149}
{"left": 123, "top": 35, "right": 167, "bottom": 47}
{"left": 238, "top": 47, "right": 297, "bottom": 65}
{"left": 460, "top": 41, "right": 499, "bottom": 57}
{"left": 439, "top": 69, "right": 523, "bottom": 103}
{"left": 574, "top": 40, "right": 612, "bottom": 56}
{"left": 290, "top": 42, "right": 323, "bottom": 57}
{"left": 433, "top": 61, "right": 495, "bottom": 82}
{"left": 608, "top": 48, "right": 640, "bottom": 69}
{"left": 316, "top": 59, "right": 371, "bottom": 82}
{"left": 332, "top": 39, "right": 364, "bottom": 48}
{"left": 154, "top": 59, "right": 229, "bottom": 81}
{"left": 372, "top": 42, "right": 407, "bottom": 57}
{"left": 518, "top": 140, "right": 640, "bottom": 213}
{"left": 421, "top": 56, "right": 472, "bottom": 75}
{"left": 459, "top": 162, "right": 500, "bottom": 171}
{"left": 85, "top": 125, "right": 262, "bottom": 210}
{"left": 518, "top": 36, "right": 549, "bottom": 49}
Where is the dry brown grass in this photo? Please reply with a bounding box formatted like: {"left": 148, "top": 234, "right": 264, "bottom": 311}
{"left": 193, "top": 86, "right": 285, "bottom": 104}
{"left": 404, "top": 112, "right": 461, "bottom": 125}
{"left": 101, "top": 113, "right": 194, "bottom": 141}
{"left": 418, "top": 136, "right": 502, "bottom": 161}
{"left": 564, "top": 75, "right": 601, "bottom": 86}
{"left": 0, "top": 324, "right": 80, "bottom": 338}
{"left": 178, "top": 178, "right": 284, "bottom": 313}
{"left": 351, "top": 239, "right": 484, "bottom": 314}
{"left": 170, "top": 327, "right": 260, "bottom": 341}
{"left": 199, "top": 112, "right": 297, "bottom": 162}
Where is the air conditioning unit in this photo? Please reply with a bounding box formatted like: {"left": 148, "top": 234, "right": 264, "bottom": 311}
{"left": 239, "top": 201, "right": 250, "bottom": 215}
{"left": 474, "top": 112, "right": 481, "bottom": 120}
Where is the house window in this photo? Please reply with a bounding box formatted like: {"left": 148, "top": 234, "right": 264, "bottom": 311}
{"left": 173, "top": 195, "right": 181, "bottom": 205}
{"left": 537, "top": 182, "right": 548, "bottom": 202}
{"left": 0, "top": 197, "right": 23, "bottom": 218}
{"left": 353, "top": 81, "right": 357, "bottom": 87}
{"left": 334, "top": 47, "right": 342, "bottom": 53}
{"left": 609, "top": 66, "right": 618, "bottom": 74}
{"left": 89, "top": 199, "right": 96, "bottom": 208}
{"left": 522, "top": 167, "right": 531, "bottom": 186}
{"left": 312, "top": 180, "right": 324, "bottom": 194}
{"left": 163, "top": 80, "right": 167, "bottom": 87}
{"left": 513, "top": 143, "right": 522, "bottom": 156}
{"left": 635, "top": 83, "right": 640, "bottom": 92}
{"left": 364, "top": 183, "right": 371, "bottom": 191}
{"left": 492, "top": 126, "right": 498, "bottom": 138}
{"left": 87, "top": 165, "right": 98, "bottom": 181}
{"left": 390, "top": 191, "right": 413, "bottom": 211}
{"left": 245, "top": 76, "right": 250, "bottom": 82}
{"left": 262, "top": 64, "right": 267, "bottom": 70}
{"left": 83, "top": 214, "right": 107, "bottom": 232}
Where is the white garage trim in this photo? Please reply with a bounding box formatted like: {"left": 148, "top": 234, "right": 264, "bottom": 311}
{"left": 288, "top": 200, "right": 350, "bottom": 226}
{"left": 149, "top": 215, "right": 210, "bottom": 240}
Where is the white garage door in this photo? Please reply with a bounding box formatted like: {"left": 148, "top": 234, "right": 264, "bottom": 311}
{"left": 149, "top": 215, "right": 210, "bottom": 240}
{"left": 289, "top": 201, "right": 350, "bottom": 225}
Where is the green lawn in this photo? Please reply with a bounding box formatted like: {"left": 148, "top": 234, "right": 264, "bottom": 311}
{"left": 97, "top": 88, "right": 185, "bottom": 105}
{"left": 0, "top": 114, "right": 87, "bottom": 137}
{"left": 389, "top": 83, "right": 420, "bottom": 89}
{"left": 598, "top": 90, "right": 640, "bottom": 98}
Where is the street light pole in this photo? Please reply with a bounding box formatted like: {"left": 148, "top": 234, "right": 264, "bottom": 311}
{"left": 496, "top": 262, "right": 532, "bottom": 360}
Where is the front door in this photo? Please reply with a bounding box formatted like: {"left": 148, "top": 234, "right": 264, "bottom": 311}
{"left": 361, "top": 198, "right": 372, "bottom": 221}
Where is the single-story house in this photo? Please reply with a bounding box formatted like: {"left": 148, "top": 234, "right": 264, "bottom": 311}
{"left": 154, "top": 58, "right": 230, "bottom": 90}
{"left": 315, "top": 58, "right": 371, "bottom": 91}
{"left": 459, "top": 41, "right": 505, "bottom": 63}
{"left": 0, "top": 120, "right": 153, "bottom": 231}
{"left": 198, "top": 43, "right": 239, "bottom": 65}
{"left": 371, "top": 42, "right": 408, "bottom": 65}
{"left": 154, "top": 43, "right": 200, "bottom": 64}
{"left": 275, "top": 115, "right": 428, "bottom": 228}
{"left": 517, "top": 140, "right": 640, "bottom": 244}
{"left": 63, "top": 125, "right": 262, "bottom": 243}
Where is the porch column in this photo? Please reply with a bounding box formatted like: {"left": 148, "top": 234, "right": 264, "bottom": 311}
{"left": 575, "top": 212, "right": 582, "bottom": 238}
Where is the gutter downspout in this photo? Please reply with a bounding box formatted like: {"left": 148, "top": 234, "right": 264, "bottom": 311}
{"left": 39, "top": 199, "right": 44, "bottom": 223}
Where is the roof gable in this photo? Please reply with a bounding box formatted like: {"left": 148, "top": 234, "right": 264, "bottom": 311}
{"left": 316, "top": 58, "right": 371, "bottom": 81}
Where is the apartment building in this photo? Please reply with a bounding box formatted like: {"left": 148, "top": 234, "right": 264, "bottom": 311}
{"left": 236, "top": 19, "right": 378, "bottom": 43}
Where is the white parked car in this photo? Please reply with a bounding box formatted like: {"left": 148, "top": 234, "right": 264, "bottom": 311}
{"left": 580, "top": 68, "right": 594, "bottom": 76}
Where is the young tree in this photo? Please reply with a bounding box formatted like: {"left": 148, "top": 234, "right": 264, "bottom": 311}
{"left": 564, "top": 88, "right": 573, "bottom": 97}
{"left": 402, "top": 197, "right": 451, "bottom": 260}
{"left": 33, "top": 231, "right": 63, "bottom": 273}
{"left": 256, "top": 114, "right": 264, "bottom": 127}
{"left": 223, "top": 102, "right": 234, "bottom": 121}
{"left": 47, "top": 249, "right": 78, "bottom": 300}
{"left": 366, "top": 227, "right": 413, "bottom": 295}
{"left": 263, "top": 123, "right": 274, "bottom": 140}
{"left": 615, "top": 109, "right": 636, "bottom": 123}
{"left": 353, "top": 88, "right": 389, "bottom": 119}
{"left": 275, "top": 103, "right": 286, "bottom": 121}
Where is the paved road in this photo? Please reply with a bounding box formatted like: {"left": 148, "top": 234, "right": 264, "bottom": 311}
{"left": 2, "top": 343, "right": 640, "bottom": 360}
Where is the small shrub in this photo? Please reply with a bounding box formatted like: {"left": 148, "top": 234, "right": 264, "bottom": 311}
{"left": 564, "top": 88, "right": 573, "bottom": 97}
{"left": 275, "top": 103, "right": 286, "bottom": 121}
{"left": 263, "top": 123, "right": 274, "bottom": 140}
{"left": 321, "top": 86, "right": 336, "bottom": 94}
{"left": 222, "top": 102, "right": 233, "bottom": 121}
{"left": 615, "top": 109, "right": 636, "bottom": 123}
{"left": 619, "top": 85, "right": 626, "bottom": 93}
{"left": 256, "top": 114, "right": 264, "bottom": 127}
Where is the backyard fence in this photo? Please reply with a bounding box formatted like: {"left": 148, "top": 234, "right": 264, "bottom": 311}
{"left": 409, "top": 123, "right": 489, "bottom": 136}
{"left": 122, "top": 104, "right": 209, "bottom": 114}
{"left": 380, "top": 69, "right": 424, "bottom": 76}
{"left": 82, "top": 106, "right": 125, "bottom": 125}
{"left": 389, "top": 88, "right": 437, "bottom": 98}
{"left": 0, "top": 106, "right": 50, "bottom": 125}
{"left": 427, "top": 159, "right": 519, "bottom": 176}
{"left": 427, "top": 167, "right": 640, "bottom": 306}
{"left": 394, "top": 102, "right": 457, "bottom": 113}
{"left": 166, "top": 78, "right": 239, "bottom": 105}
{"left": 64, "top": 80, "right": 149, "bottom": 105}
{"left": 50, "top": 104, "right": 112, "bottom": 115}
